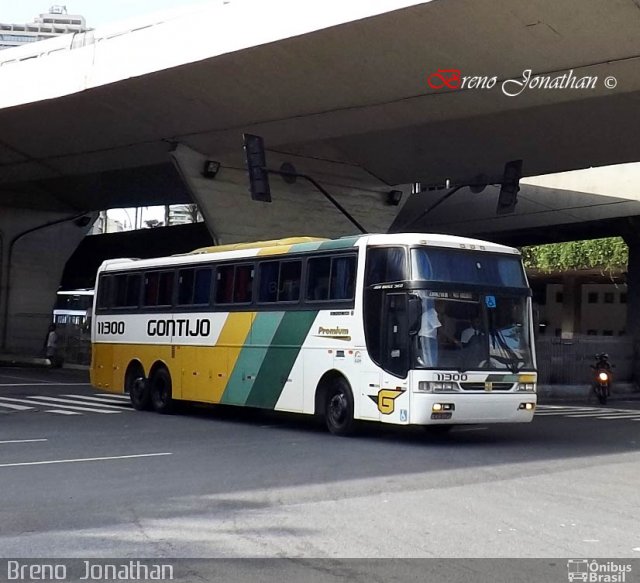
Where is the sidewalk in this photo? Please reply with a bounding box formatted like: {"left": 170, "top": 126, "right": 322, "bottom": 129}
{"left": 0, "top": 353, "right": 88, "bottom": 371}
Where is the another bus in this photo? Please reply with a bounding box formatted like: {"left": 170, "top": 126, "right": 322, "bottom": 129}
{"left": 53, "top": 288, "right": 94, "bottom": 327}
{"left": 90, "top": 234, "right": 536, "bottom": 435}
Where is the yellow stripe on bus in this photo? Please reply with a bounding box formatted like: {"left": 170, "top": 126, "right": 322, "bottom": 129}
{"left": 213, "top": 311, "right": 257, "bottom": 401}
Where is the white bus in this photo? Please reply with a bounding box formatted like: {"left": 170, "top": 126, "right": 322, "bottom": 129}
{"left": 53, "top": 288, "right": 94, "bottom": 327}
{"left": 91, "top": 233, "right": 536, "bottom": 435}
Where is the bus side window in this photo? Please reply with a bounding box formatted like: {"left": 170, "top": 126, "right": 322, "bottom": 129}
{"left": 193, "top": 268, "right": 212, "bottom": 305}
{"left": 178, "top": 269, "right": 195, "bottom": 305}
{"left": 306, "top": 257, "right": 330, "bottom": 301}
{"left": 278, "top": 261, "right": 301, "bottom": 302}
{"left": 330, "top": 256, "right": 356, "bottom": 300}
{"left": 258, "top": 262, "right": 279, "bottom": 303}
{"left": 97, "top": 276, "right": 113, "bottom": 309}
{"left": 144, "top": 272, "right": 160, "bottom": 306}
{"left": 125, "top": 274, "right": 141, "bottom": 307}
{"left": 234, "top": 265, "right": 254, "bottom": 303}
{"left": 215, "top": 266, "right": 234, "bottom": 304}
{"left": 157, "top": 272, "right": 174, "bottom": 306}
{"left": 365, "top": 247, "right": 407, "bottom": 286}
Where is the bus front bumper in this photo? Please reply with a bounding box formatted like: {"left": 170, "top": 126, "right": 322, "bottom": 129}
{"left": 410, "top": 392, "right": 537, "bottom": 425}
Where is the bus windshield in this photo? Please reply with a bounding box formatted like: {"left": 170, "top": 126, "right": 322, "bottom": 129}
{"left": 411, "top": 247, "right": 526, "bottom": 288}
{"left": 415, "top": 291, "right": 533, "bottom": 372}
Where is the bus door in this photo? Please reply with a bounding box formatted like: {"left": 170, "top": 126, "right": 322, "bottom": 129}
{"left": 382, "top": 293, "right": 411, "bottom": 378}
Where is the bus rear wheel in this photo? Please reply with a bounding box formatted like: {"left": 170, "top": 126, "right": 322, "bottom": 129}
{"left": 126, "top": 364, "right": 150, "bottom": 411}
{"left": 324, "top": 378, "right": 355, "bottom": 436}
{"left": 150, "top": 367, "right": 174, "bottom": 414}
{"left": 130, "top": 378, "right": 151, "bottom": 411}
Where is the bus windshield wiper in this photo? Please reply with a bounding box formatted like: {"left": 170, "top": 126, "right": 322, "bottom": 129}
{"left": 489, "top": 328, "right": 523, "bottom": 374}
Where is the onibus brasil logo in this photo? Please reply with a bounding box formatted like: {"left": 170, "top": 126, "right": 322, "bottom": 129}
{"left": 567, "top": 560, "right": 632, "bottom": 583}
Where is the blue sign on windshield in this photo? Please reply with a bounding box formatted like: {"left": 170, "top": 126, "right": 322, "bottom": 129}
{"left": 485, "top": 295, "right": 497, "bottom": 309}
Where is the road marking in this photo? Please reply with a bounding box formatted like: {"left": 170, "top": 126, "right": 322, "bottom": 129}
{"left": 0, "top": 397, "right": 119, "bottom": 414}
{"left": 46, "top": 409, "right": 82, "bottom": 415}
{"left": 22, "top": 395, "right": 128, "bottom": 410}
{"left": 61, "top": 394, "right": 131, "bottom": 407}
{"left": 0, "top": 402, "right": 34, "bottom": 411}
{"left": 0, "top": 439, "right": 48, "bottom": 445}
{"left": 0, "top": 452, "right": 172, "bottom": 469}
{"left": 96, "top": 393, "right": 129, "bottom": 401}
{"left": 536, "top": 405, "right": 640, "bottom": 421}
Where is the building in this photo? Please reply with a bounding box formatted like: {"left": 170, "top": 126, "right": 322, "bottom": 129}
{"left": 0, "top": 6, "right": 87, "bottom": 50}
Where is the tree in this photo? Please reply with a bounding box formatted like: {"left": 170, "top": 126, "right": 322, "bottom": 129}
{"left": 521, "top": 237, "right": 628, "bottom": 272}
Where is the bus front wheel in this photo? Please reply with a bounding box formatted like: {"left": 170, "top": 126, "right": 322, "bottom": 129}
{"left": 150, "top": 367, "right": 174, "bottom": 414}
{"left": 324, "top": 378, "right": 355, "bottom": 436}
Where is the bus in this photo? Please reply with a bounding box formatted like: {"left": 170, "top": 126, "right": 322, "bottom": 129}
{"left": 90, "top": 233, "right": 536, "bottom": 435}
{"left": 53, "top": 288, "right": 94, "bottom": 327}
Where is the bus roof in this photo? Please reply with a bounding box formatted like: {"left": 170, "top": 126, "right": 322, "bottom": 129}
{"left": 97, "top": 233, "right": 519, "bottom": 273}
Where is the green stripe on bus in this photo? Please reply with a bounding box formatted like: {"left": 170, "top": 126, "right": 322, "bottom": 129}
{"left": 244, "top": 310, "right": 318, "bottom": 409}
{"left": 288, "top": 241, "right": 326, "bottom": 253}
{"left": 221, "top": 312, "right": 285, "bottom": 406}
{"left": 317, "top": 236, "right": 361, "bottom": 250}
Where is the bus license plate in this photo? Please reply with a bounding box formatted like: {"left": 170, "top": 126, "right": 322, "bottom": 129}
{"left": 431, "top": 412, "right": 452, "bottom": 420}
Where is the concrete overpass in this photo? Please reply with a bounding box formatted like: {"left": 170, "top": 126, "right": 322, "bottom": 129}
{"left": 2, "top": 0, "right": 640, "bottom": 355}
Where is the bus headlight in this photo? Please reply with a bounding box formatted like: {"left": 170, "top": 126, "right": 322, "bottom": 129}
{"left": 517, "top": 383, "right": 536, "bottom": 392}
{"left": 418, "top": 381, "right": 457, "bottom": 392}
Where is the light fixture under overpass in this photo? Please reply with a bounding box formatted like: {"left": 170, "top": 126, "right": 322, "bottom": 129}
{"left": 386, "top": 190, "right": 403, "bottom": 206}
{"left": 202, "top": 160, "right": 221, "bottom": 179}
{"left": 496, "top": 159, "right": 523, "bottom": 215}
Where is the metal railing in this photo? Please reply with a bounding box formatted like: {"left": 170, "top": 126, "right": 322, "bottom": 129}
{"left": 535, "top": 335, "right": 634, "bottom": 385}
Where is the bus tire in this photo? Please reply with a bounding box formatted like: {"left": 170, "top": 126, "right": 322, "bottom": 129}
{"left": 126, "top": 364, "right": 150, "bottom": 411}
{"left": 150, "top": 367, "right": 174, "bottom": 414}
{"left": 324, "top": 378, "right": 355, "bottom": 436}
{"left": 130, "top": 378, "right": 151, "bottom": 411}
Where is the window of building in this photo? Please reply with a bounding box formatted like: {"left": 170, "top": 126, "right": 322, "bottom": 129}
{"left": 604, "top": 292, "right": 614, "bottom": 304}
{"left": 587, "top": 329, "right": 597, "bottom": 335}
{"left": 555, "top": 291, "right": 564, "bottom": 303}
{"left": 602, "top": 330, "right": 613, "bottom": 336}
{"left": 587, "top": 292, "right": 598, "bottom": 304}
{"left": 620, "top": 293, "right": 628, "bottom": 304}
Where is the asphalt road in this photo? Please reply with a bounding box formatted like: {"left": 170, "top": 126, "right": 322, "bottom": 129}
{"left": 1, "top": 367, "right": 639, "bottom": 566}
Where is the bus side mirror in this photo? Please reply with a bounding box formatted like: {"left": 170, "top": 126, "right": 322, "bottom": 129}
{"left": 408, "top": 294, "right": 422, "bottom": 335}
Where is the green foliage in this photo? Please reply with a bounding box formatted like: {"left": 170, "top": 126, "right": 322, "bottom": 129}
{"left": 521, "top": 237, "right": 628, "bottom": 272}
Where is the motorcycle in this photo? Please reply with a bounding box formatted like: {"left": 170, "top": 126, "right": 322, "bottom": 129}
{"left": 591, "top": 353, "right": 613, "bottom": 405}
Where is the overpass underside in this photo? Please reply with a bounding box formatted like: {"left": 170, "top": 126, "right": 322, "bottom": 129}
{"left": 2, "top": 0, "right": 640, "bottom": 356}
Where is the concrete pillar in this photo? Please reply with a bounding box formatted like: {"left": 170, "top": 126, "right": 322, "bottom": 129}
{"left": 0, "top": 207, "right": 95, "bottom": 356}
{"left": 170, "top": 144, "right": 409, "bottom": 244}
{"left": 623, "top": 230, "right": 640, "bottom": 383}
